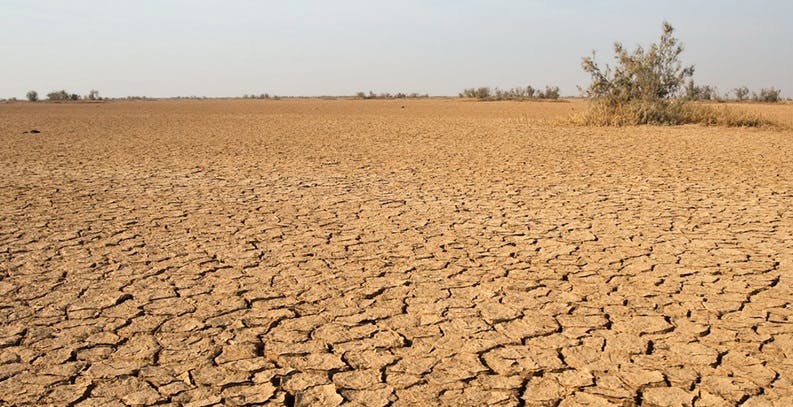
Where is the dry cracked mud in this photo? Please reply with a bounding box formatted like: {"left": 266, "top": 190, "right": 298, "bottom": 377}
{"left": 1, "top": 99, "right": 792, "bottom": 406}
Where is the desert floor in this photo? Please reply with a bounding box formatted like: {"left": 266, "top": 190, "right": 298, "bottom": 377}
{"left": 1, "top": 99, "right": 792, "bottom": 406}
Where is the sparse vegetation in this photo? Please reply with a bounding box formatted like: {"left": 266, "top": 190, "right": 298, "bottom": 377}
{"left": 734, "top": 86, "right": 750, "bottom": 101}
{"left": 683, "top": 104, "right": 767, "bottom": 127}
{"left": 46, "top": 90, "right": 80, "bottom": 101}
{"left": 572, "top": 97, "right": 764, "bottom": 127}
{"left": 753, "top": 87, "right": 781, "bottom": 103}
{"left": 726, "top": 86, "right": 783, "bottom": 103}
{"left": 355, "top": 91, "right": 429, "bottom": 99}
{"left": 539, "top": 86, "right": 560, "bottom": 100}
{"left": 459, "top": 85, "right": 560, "bottom": 100}
{"left": 575, "top": 22, "right": 770, "bottom": 126}
{"left": 21, "top": 89, "right": 107, "bottom": 101}
{"left": 684, "top": 81, "right": 721, "bottom": 101}
{"left": 46, "top": 90, "right": 67, "bottom": 101}
{"left": 459, "top": 87, "right": 492, "bottom": 99}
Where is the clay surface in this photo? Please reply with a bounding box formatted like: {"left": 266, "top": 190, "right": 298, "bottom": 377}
{"left": 1, "top": 99, "right": 791, "bottom": 406}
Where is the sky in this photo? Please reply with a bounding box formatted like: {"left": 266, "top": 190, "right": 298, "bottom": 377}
{"left": 1, "top": 0, "right": 791, "bottom": 98}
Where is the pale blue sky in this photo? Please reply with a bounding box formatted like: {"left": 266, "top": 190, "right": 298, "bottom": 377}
{"left": 2, "top": 1, "right": 791, "bottom": 98}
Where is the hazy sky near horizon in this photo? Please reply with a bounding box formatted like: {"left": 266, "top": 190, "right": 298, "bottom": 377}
{"left": 2, "top": 1, "right": 792, "bottom": 98}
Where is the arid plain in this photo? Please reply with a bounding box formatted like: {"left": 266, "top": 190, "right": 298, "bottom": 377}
{"left": 1, "top": 99, "right": 792, "bottom": 406}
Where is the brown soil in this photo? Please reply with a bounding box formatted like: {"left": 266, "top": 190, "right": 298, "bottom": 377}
{"left": 1, "top": 99, "right": 792, "bottom": 406}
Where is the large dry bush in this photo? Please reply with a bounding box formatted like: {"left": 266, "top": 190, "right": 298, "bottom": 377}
{"left": 576, "top": 22, "right": 768, "bottom": 127}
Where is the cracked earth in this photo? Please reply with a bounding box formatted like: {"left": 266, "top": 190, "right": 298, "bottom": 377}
{"left": 1, "top": 99, "right": 792, "bottom": 406}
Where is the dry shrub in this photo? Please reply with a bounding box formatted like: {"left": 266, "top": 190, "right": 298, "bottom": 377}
{"left": 576, "top": 22, "right": 777, "bottom": 127}
{"left": 681, "top": 103, "right": 768, "bottom": 127}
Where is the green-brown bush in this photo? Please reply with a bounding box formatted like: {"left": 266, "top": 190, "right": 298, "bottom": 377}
{"left": 576, "top": 22, "right": 770, "bottom": 127}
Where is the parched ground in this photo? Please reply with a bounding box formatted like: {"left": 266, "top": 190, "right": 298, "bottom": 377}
{"left": 0, "top": 99, "right": 792, "bottom": 406}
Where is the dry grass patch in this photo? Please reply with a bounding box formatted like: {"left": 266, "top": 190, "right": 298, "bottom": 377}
{"left": 571, "top": 99, "right": 772, "bottom": 127}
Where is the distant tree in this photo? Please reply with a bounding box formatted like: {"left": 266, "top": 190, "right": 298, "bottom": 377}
{"left": 87, "top": 89, "right": 100, "bottom": 100}
{"left": 526, "top": 86, "right": 537, "bottom": 98}
{"left": 538, "top": 86, "right": 560, "bottom": 99}
{"left": 733, "top": 86, "right": 749, "bottom": 101}
{"left": 26, "top": 90, "right": 38, "bottom": 102}
{"left": 460, "top": 84, "right": 555, "bottom": 100}
{"left": 684, "top": 81, "right": 718, "bottom": 101}
{"left": 357, "top": 91, "right": 429, "bottom": 100}
{"left": 460, "top": 88, "right": 477, "bottom": 98}
{"left": 70, "top": 93, "right": 80, "bottom": 100}
{"left": 47, "top": 90, "right": 70, "bottom": 101}
{"left": 753, "top": 87, "right": 781, "bottom": 103}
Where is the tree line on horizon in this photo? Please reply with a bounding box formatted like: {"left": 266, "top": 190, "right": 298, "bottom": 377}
{"left": 14, "top": 83, "right": 783, "bottom": 104}
{"left": 355, "top": 91, "right": 430, "bottom": 99}
{"left": 683, "top": 84, "right": 782, "bottom": 103}
{"left": 458, "top": 85, "right": 561, "bottom": 101}
{"left": 23, "top": 89, "right": 102, "bottom": 102}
